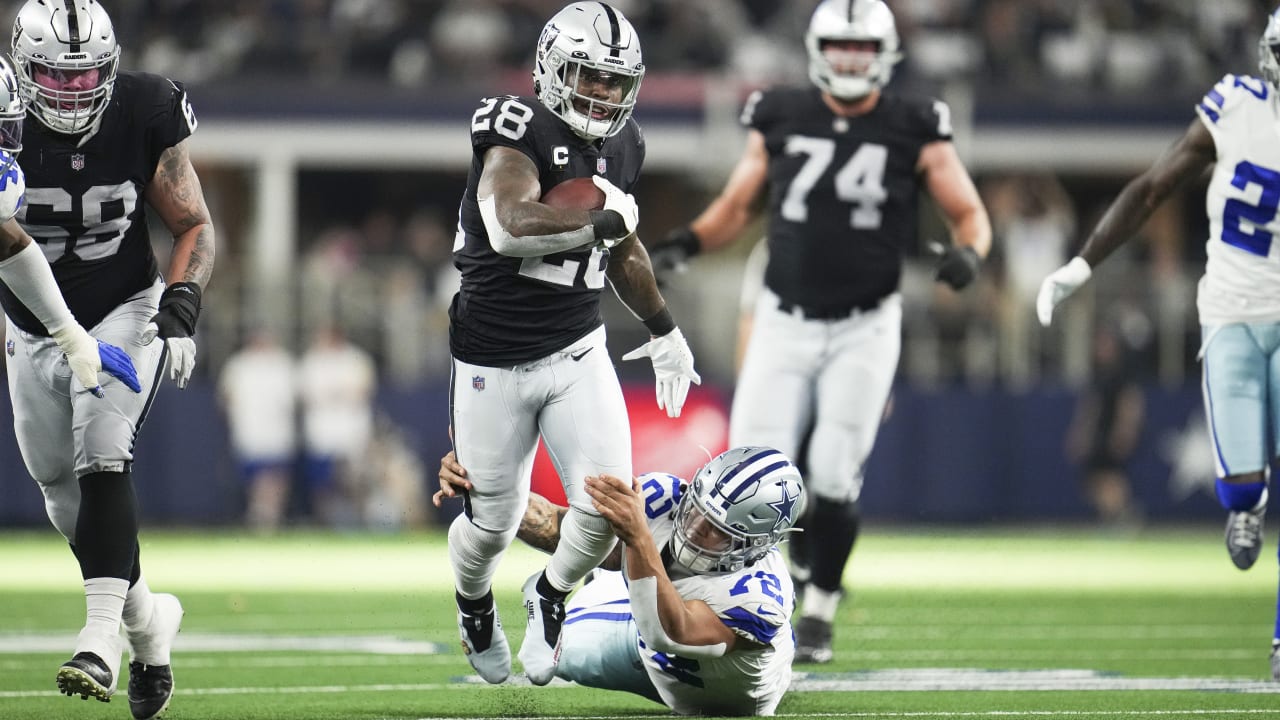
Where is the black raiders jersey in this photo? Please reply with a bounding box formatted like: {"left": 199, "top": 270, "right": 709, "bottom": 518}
{"left": 0, "top": 71, "right": 196, "bottom": 336}
{"left": 450, "top": 94, "right": 645, "bottom": 366}
{"left": 747, "top": 86, "right": 950, "bottom": 310}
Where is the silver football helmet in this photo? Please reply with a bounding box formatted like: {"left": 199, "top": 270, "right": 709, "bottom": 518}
{"left": 805, "top": 0, "right": 902, "bottom": 101}
{"left": 1260, "top": 8, "right": 1280, "bottom": 90}
{"left": 11, "top": 0, "right": 120, "bottom": 136}
{"left": 532, "top": 2, "right": 644, "bottom": 140}
{"left": 0, "top": 55, "right": 24, "bottom": 162}
{"left": 670, "top": 446, "right": 806, "bottom": 575}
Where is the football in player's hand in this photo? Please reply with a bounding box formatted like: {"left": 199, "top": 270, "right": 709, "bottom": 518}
{"left": 541, "top": 177, "right": 605, "bottom": 211}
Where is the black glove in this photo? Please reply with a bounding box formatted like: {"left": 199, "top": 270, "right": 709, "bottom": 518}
{"left": 649, "top": 227, "right": 701, "bottom": 278}
{"left": 934, "top": 246, "right": 981, "bottom": 290}
{"left": 147, "top": 282, "right": 202, "bottom": 339}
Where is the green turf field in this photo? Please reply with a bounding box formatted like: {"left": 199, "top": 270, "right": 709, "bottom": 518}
{"left": 3, "top": 526, "right": 1280, "bottom": 719}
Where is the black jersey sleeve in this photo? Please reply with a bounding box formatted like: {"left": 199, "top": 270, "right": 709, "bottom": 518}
{"left": 740, "top": 88, "right": 776, "bottom": 134}
{"left": 469, "top": 95, "right": 546, "bottom": 171}
{"left": 139, "top": 75, "right": 197, "bottom": 178}
{"left": 911, "top": 95, "right": 953, "bottom": 144}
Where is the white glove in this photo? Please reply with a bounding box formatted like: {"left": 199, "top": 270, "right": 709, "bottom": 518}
{"left": 0, "top": 151, "right": 26, "bottom": 222}
{"left": 140, "top": 324, "right": 197, "bottom": 389}
{"left": 52, "top": 325, "right": 105, "bottom": 397}
{"left": 1036, "top": 256, "right": 1092, "bottom": 327}
{"left": 592, "top": 175, "right": 638, "bottom": 248}
{"left": 622, "top": 327, "right": 701, "bottom": 418}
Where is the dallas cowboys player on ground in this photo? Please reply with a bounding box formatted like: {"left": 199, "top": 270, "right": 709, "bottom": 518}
{"left": 647, "top": 0, "right": 991, "bottom": 663}
{"left": 437, "top": 446, "right": 804, "bottom": 716}
{"left": 0, "top": 1, "right": 216, "bottom": 716}
{"left": 1039, "top": 5, "right": 1280, "bottom": 683}
{"left": 448, "top": 1, "right": 699, "bottom": 688}
{"left": 0, "top": 54, "right": 139, "bottom": 399}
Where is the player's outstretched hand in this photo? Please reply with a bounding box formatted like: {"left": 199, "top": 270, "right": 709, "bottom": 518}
{"left": 591, "top": 175, "right": 638, "bottom": 247}
{"left": 585, "top": 474, "right": 647, "bottom": 544}
{"left": 648, "top": 227, "right": 701, "bottom": 281}
{"left": 140, "top": 282, "right": 201, "bottom": 389}
{"left": 1036, "top": 256, "right": 1092, "bottom": 327}
{"left": 621, "top": 328, "right": 701, "bottom": 418}
{"left": 931, "top": 242, "right": 982, "bottom": 290}
{"left": 433, "top": 450, "right": 472, "bottom": 508}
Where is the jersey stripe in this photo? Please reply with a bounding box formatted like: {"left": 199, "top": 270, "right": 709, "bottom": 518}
{"left": 1198, "top": 103, "right": 1221, "bottom": 124}
{"left": 721, "top": 606, "right": 782, "bottom": 645}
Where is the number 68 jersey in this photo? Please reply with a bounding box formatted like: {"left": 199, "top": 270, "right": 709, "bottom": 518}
{"left": 1196, "top": 74, "right": 1280, "bottom": 325}
{"left": 631, "top": 472, "right": 797, "bottom": 717}
{"left": 0, "top": 71, "right": 195, "bottom": 336}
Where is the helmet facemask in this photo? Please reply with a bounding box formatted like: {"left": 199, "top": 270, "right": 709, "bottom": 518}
{"left": 11, "top": 0, "right": 120, "bottom": 136}
{"left": 533, "top": 2, "right": 644, "bottom": 140}
{"left": 668, "top": 446, "right": 806, "bottom": 576}
{"left": 0, "top": 57, "right": 25, "bottom": 166}
{"left": 1259, "top": 10, "right": 1280, "bottom": 91}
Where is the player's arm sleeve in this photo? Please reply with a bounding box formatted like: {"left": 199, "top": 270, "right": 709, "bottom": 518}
{"left": 718, "top": 600, "right": 788, "bottom": 648}
{"left": 145, "top": 77, "right": 197, "bottom": 174}
{"left": 0, "top": 222, "right": 80, "bottom": 338}
{"left": 1195, "top": 73, "right": 1255, "bottom": 147}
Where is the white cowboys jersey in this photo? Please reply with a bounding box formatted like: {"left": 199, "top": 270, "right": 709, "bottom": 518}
{"left": 627, "top": 472, "right": 796, "bottom": 717}
{"left": 1195, "top": 74, "right": 1280, "bottom": 325}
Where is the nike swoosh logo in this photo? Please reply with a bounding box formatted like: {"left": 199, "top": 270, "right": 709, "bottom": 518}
{"left": 757, "top": 606, "right": 776, "bottom": 617}
{"left": 570, "top": 348, "right": 593, "bottom": 361}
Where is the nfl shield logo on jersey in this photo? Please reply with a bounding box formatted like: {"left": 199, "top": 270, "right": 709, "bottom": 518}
{"left": 70, "top": 154, "right": 85, "bottom": 171}
{"left": 472, "top": 375, "right": 485, "bottom": 391}
{"left": 596, "top": 157, "right": 607, "bottom": 174}
{"left": 4, "top": 338, "right": 12, "bottom": 357}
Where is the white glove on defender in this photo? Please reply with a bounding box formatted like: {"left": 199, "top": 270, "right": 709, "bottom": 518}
{"left": 140, "top": 324, "right": 197, "bottom": 390}
{"left": 592, "top": 175, "right": 638, "bottom": 248}
{"left": 1036, "top": 256, "right": 1092, "bottom": 327}
{"left": 622, "top": 328, "right": 701, "bottom": 418}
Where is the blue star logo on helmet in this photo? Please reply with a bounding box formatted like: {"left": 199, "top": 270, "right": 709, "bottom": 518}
{"left": 767, "top": 483, "right": 799, "bottom": 533}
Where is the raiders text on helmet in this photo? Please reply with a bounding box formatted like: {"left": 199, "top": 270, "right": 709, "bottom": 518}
{"left": 11, "top": 0, "right": 120, "bottom": 136}
{"left": 532, "top": 2, "right": 644, "bottom": 140}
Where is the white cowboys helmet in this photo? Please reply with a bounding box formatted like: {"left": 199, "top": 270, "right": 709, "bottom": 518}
{"left": 532, "top": 1, "right": 644, "bottom": 140}
{"left": 806, "top": 0, "right": 902, "bottom": 101}
{"left": 1260, "top": 7, "right": 1280, "bottom": 90}
{"left": 0, "top": 55, "right": 24, "bottom": 161}
{"left": 11, "top": 0, "right": 120, "bottom": 136}
{"left": 670, "top": 446, "right": 806, "bottom": 575}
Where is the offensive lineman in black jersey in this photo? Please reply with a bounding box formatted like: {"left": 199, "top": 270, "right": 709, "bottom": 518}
{"left": 448, "top": 1, "right": 699, "bottom": 687}
{"left": 649, "top": 0, "right": 992, "bottom": 664}
{"left": 0, "top": 2, "right": 216, "bottom": 717}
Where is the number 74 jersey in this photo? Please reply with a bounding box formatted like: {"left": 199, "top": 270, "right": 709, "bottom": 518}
{"left": 632, "top": 472, "right": 797, "bottom": 716}
{"left": 1197, "top": 74, "right": 1280, "bottom": 325}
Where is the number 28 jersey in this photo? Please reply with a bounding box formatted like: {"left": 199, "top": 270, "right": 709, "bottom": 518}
{"left": 630, "top": 472, "right": 796, "bottom": 717}
{"left": 0, "top": 71, "right": 196, "bottom": 336}
{"left": 451, "top": 95, "right": 645, "bottom": 366}
{"left": 748, "top": 86, "right": 950, "bottom": 310}
{"left": 1195, "top": 74, "right": 1280, "bottom": 325}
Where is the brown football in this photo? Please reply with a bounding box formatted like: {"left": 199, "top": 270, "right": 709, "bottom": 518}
{"left": 541, "top": 176, "right": 605, "bottom": 211}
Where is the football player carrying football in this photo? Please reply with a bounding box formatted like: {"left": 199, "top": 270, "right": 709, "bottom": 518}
{"left": 647, "top": 0, "right": 991, "bottom": 663}
{"left": 437, "top": 446, "right": 804, "bottom": 715}
{"left": 446, "top": 1, "right": 698, "bottom": 688}
{"left": 0, "top": 1, "right": 215, "bottom": 716}
{"left": 1039, "top": 5, "right": 1280, "bottom": 682}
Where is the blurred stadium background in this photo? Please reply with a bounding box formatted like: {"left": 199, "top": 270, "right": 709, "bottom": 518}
{"left": 0, "top": 0, "right": 1267, "bottom": 532}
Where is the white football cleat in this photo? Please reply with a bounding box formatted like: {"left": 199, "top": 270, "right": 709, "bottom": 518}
{"left": 518, "top": 571, "right": 564, "bottom": 686}
{"left": 126, "top": 593, "right": 183, "bottom": 720}
{"left": 458, "top": 599, "right": 510, "bottom": 684}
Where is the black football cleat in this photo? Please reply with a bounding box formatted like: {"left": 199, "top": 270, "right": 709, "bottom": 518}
{"left": 794, "top": 616, "right": 834, "bottom": 664}
{"left": 56, "top": 652, "right": 116, "bottom": 702}
{"left": 127, "top": 661, "right": 174, "bottom": 720}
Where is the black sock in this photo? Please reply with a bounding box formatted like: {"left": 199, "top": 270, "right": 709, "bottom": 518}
{"left": 807, "top": 498, "right": 860, "bottom": 592}
{"left": 74, "top": 471, "right": 139, "bottom": 580}
{"left": 535, "top": 571, "right": 568, "bottom": 602}
{"left": 130, "top": 542, "right": 142, "bottom": 586}
{"left": 456, "top": 590, "right": 494, "bottom": 615}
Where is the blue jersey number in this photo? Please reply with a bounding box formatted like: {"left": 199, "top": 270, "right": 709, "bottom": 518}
{"left": 641, "top": 474, "right": 683, "bottom": 519}
{"left": 1222, "top": 160, "right": 1280, "bottom": 257}
{"left": 728, "top": 570, "right": 784, "bottom": 606}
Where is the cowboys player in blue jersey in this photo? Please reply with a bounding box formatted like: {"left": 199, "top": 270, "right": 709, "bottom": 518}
{"left": 648, "top": 0, "right": 991, "bottom": 663}
{"left": 437, "top": 445, "right": 805, "bottom": 715}
{"left": 0, "top": 1, "right": 217, "bottom": 716}
{"left": 448, "top": 1, "right": 699, "bottom": 688}
{"left": 1040, "top": 5, "right": 1280, "bottom": 682}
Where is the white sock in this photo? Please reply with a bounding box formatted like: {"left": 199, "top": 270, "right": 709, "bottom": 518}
{"left": 85, "top": 577, "right": 129, "bottom": 630}
{"left": 122, "top": 576, "right": 155, "bottom": 633}
{"left": 448, "top": 515, "right": 516, "bottom": 600}
{"left": 545, "top": 508, "right": 615, "bottom": 593}
{"left": 801, "top": 585, "right": 841, "bottom": 623}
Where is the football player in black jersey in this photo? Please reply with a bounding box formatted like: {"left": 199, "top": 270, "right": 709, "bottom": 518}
{"left": 649, "top": 0, "right": 992, "bottom": 664}
{"left": 448, "top": 1, "right": 699, "bottom": 687}
{"left": 0, "top": 2, "right": 215, "bottom": 717}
